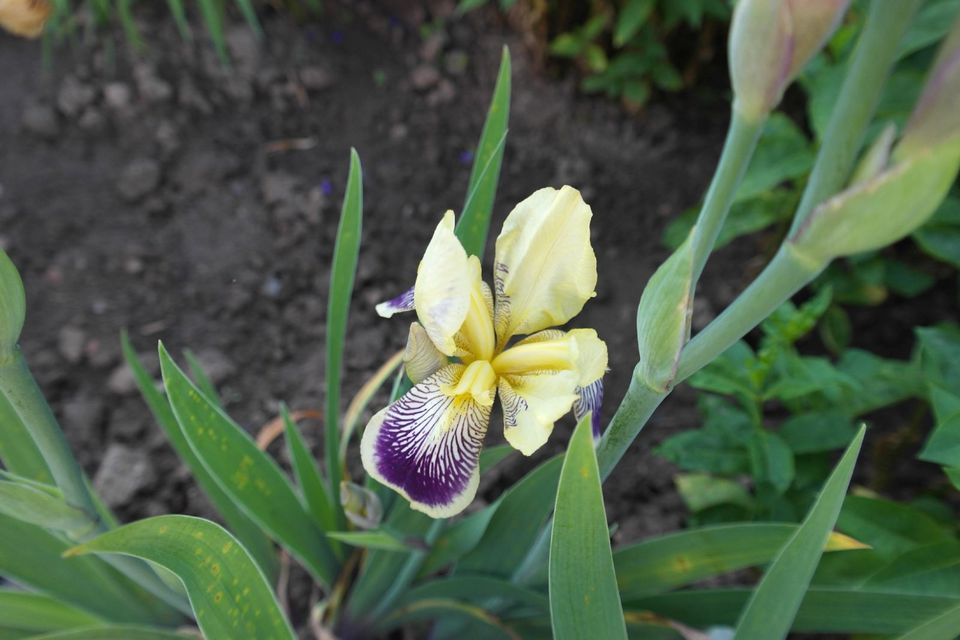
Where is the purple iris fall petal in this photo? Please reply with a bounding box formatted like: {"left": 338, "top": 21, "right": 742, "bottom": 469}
{"left": 366, "top": 366, "right": 490, "bottom": 514}
{"left": 375, "top": 287, "right": 415, "bottom": 318}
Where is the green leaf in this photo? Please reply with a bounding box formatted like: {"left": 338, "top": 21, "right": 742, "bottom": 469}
{"left": 920, "top": 413, "right": 960, "bottom": 467}
{"left": 0, "top": 390, "right": 52, "bottom": 486}
{"left": 396, "top": 576, "right": 548, "bottom": 612}
{"left": 0, "top": 513, "right": 179, "bottom": 625}
{"left": 121, "top": 333, "right": 277, "bottom": 581}
{"left": 164, "top": 0, "right": 191, "bottom": 41}
{"left": 158, "top": 344, "right": 337, "bottom": 585}
{"left": 327, "top": 529, "right": 413, "bottom": 553}
{"left": 458, "top": 456, "right": 562, "bottom": 578}
{"left": 675, "top": 473, "right": 753, "bottom": 512}
{"left": 280, "top": 406, "right": 336, "bottom": 541}
{"left": 736, "top": 114, "right": 814, "bottom": 201}
{"left": 896, "top": 601, "right": 960, "bottom": 640}
{"left": 864, "top": 542, "right": 960, "bottom": 597}
{"left": 117, "top": 0, "right": 143, "bottom": 51}
{"left": 897, "top": 0, "right": 960, "bottom": 59}
{"left": 325, "top": 149, "right": 363, "bottom": 530}
{"left": 615, "top": 523, "right": 857, "bottom": 601}
{"left": 631, "top": 587, "right": 959, "bottom": 635}
{"left": 197, "top": 0, "right": 228, "bottom": 64}
{"left": 748, "top": 430, "right": 794, "bottom": 494}
{"left": 918, "top": 324, "right": 960, "bottom": 396}
{"left": 66, "top": 515, "right": 294, "bottom": 640}
{"left": 0, "top": 474, "right": 91, "bottom": 534}
{"left": 183, "top": 350, "right": 222, "bottom": 409}
{"left": 381, "top": 599, "right": 518, "bottom": 638}
{"left": 23, "top": 627, "right": 195, "bottom": 640}
{"left": 837, "top": 495, "right": 954, "bottom": 557}
{"left": 419, "top": 505, "right": 497, "bottom": 577}
{"left": 232, "top": 0, "right": 263, "bottom": 38}
{"left": 914, "top": 195, "right": 960, "bottom": 268}
{"left": 779, "top": 411, "right": 857, "bottom": 454}
{"left": 732, "top": 426, "right": 865, "bottom": 638}
{"left": 550, "top": 415, "right": 626, "bottom": 640}
{"left": 479, "top": 444, "right": 513, "bottom": 473}
{"left": 456, "top": 47, "right": 510, "bottom": 259}
{"left": 0, "top": 589, "right": 103, "bottom": 634}
{"left": 613, "top": 0, "right": 654, "bottom": 46}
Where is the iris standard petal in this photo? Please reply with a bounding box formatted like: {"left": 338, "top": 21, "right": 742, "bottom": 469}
{"left": 403, "top": 321, "right": 448, "bottom": 384}
{"left": 376, "top": 287, "right": 415, "bottom": 318}
{"left": 414, "top": 211, "right": 472, "bottom": 356}
{"left": 360, "top": 365, "right": 493, "bottom": 518}
{"left": 493, "top": 186, "right": 597, "bottom": 343}
{"left": 499, "top": 368, "right": 580, "bottom": 456}
{"left": 451, "top": 256, "right": 496, "bottom": 362}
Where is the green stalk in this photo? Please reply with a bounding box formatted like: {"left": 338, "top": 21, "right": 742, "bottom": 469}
{"left": 787, "top": 0, "right": 924, "bottom": 236}
{"left": 675, "top": 245, "right": 823, "bottom": 384}
{"left": 595, "top": 371, "right": 667, "bottom": 482}
{"left": 368, "top": 520, "right": 443, "bottom": 621}
{"left": 690, "top": 112, "right": 765, "bottom": 281}
{"left": 0, "top": 349, "right": 192, "bottom": 616}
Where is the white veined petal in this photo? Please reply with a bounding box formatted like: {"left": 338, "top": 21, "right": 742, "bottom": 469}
{"left": 493, "top": 186, "right": 597, "bottom": 343}
{"left": 360, "top": 365, "right": 492, "bottom": 518}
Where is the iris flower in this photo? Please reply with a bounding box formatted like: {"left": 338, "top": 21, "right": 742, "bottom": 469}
{"left": 361, "top": 186, "right": 608, "bottom": 517}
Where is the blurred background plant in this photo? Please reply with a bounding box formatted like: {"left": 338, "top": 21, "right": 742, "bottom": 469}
{"left": 460, "top": 0, "right": 731, "bottom": 108}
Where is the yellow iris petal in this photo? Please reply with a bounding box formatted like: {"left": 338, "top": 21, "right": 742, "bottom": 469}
{"left": 414, "top": 211, "right": 471, "bottom": 356}
{"left": 499, "top": 370, "right": 579, "bottom": 456}
{"left": 493, "top": 186, "right": 597, "bottom": 343}
{"left": 454, "top": 256, "right": 496, "bottom": 362}
{"left": 403, "top": 322, "right": 447, "bottom": 384}
{"left": 567, "top": 328, "right": 608, "bottom": 386}
{"left": 0, "top": 0, "right": 51, "bottom": 38}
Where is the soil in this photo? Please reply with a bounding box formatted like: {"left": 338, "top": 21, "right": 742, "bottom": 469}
{"left": 0, "top": 0, "right": 952, "bottom": 636}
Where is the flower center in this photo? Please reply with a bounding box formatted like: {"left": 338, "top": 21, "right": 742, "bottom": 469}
{"left": 444, "top": 359, "right": 497, "bottom": 406}
{"left": 491, "top": 336, "right": 578, "bottom": 375}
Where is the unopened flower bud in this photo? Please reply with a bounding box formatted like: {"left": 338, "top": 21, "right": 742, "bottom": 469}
{"left": 791, "top": 138, "right": 960, "bottom": 264}
{"left": 0, "top": 250, "right": 25, "bottom": 357}
{"left": 635, "top": 230, "right": 694, "bottom": 392}
{"left": 340, "top": 481, "right": 382, "bottom": 530}
{"left": 0, "top": 0, "right": 52, "bottom": 38}
{"left": 730, "top": 0, "right": 850, "bottom": 122}
{"left": 898, "top": 19, "right": 960, "bottom": 157}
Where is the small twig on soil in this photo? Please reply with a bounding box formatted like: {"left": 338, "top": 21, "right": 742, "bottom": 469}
{"left": 264, "top": 137, "right": 319, "bottom": 154}
{"left": 256, "top": 409, "right": 323, "bottom": 450}
{"left": 277, "top": 549, "right": 291, "bottom": 620}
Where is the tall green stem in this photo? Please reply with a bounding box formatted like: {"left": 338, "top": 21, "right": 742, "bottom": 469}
{"left": 788, "top": 0, "right": 924, "bottom": 236}
{"left": 691, "top": 112, "right": 765, "bottom": 281}
{"left": 676, "top": 245, "right": 824, "bottom": 383}
{"left": 595, "top": 371, "right": 667, "bottom": 482}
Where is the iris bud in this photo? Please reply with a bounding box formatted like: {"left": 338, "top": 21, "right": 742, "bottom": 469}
{"left": 340, "top": 481, "right": 382, "bottom": 530}
{"left": 0, "top": 249, "right": 25, "bottom": 358}
{"left": 898, "top": 19, "right": 960, "bottom": 158}
{"left": 730, "top": 0, "right": 850, "bottom": 122}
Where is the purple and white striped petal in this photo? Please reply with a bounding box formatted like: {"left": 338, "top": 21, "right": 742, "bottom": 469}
{"left": 573, "top": 378, "right": 605, "bottom": 440}
{"left": 360, "top": 365, "right": 491, "bottom": 518}
{"left": 375, "top": 287, "right": 415, "bottom": 318}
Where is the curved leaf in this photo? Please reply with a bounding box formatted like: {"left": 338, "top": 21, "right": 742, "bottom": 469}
{"left": 158, "top": 345, "right": 337, "bottom": 586}
{"left": 66, "top": 515, "right": 294, "bottom": 640}
{"left": 550, "top": 415, "right": 627, "bottom": 640}
{"left": 26, "top": 626, "right": 197, "bottom": 639}
{"left": 732, "top": 425, "right": 865, "bottom": 639}
{"left": 0, "top": 589, "right": 103, "bottom": 634}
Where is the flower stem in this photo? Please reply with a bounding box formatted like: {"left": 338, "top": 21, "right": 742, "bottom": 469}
{"left": 690, "top": 111, "right": 765, "bottom": 282}
{"left": 787, "top": 0, "right": 924, "bottom": 237}
{"left": 675, "top": 245, "right": 824, "bottom": 384}
{"left": 595, "top": 369, "right": 667, "bottom": 482}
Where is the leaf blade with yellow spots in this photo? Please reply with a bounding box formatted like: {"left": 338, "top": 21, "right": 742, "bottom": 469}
{"left": 158, "top": 344, "right": 338, "bottom": 586}
{"left": 549, "top": 415, "right": 627, "bottom": 640}
{"left": 66, "top": 515, "right": 294, "bottom": 640}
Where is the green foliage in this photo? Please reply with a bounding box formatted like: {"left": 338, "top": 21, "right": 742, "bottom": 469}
{"left": 67, "top": 515, "right": 295, "bottom": 639}
{"left": 549, "top": 416, "right": 626, "bottom": 640}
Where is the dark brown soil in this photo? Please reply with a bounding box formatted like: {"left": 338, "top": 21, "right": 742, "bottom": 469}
{"left": 3, "top": 3, "right": 951, "bottom": 630}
